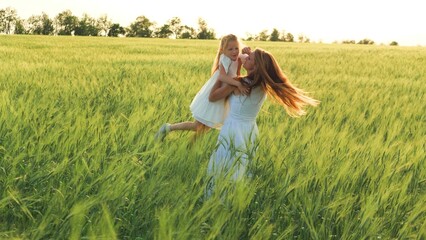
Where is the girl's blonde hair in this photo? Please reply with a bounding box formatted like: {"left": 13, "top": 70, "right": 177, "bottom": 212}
{"left": 248, "top": 48, "right": 319, "bottom": 117}
{"left": 211, "top": 34, "right": 240, "bottom": 75}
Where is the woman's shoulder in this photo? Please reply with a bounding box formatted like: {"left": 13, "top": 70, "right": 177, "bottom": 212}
{"left": 241, "top": 77, "right": 253, "bottom": 86}
{"left": 241, "top": 77, "right": 265, "bottom": 94}
{"left": 241, "top": 77, "right": 260, "bottom": 88}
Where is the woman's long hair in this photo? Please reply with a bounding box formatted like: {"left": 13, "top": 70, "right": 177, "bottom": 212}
{"left": 248, "top": 48, "right": 319, "bottom": 117}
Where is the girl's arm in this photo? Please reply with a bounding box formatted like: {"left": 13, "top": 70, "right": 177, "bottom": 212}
{"left": 237, "top": 54, "right": 248, "bottom": 76}
{"left": 218, "top": 63, "right": 249, "bottom": 94}
{"left": 209, "top": 79, "right": 236, "bottom": 102}
{"left": 218, "top": 63, "right": 241, "bottom": 87}
{"left": 237, "top": 57, "right": 242, "bottom": 76}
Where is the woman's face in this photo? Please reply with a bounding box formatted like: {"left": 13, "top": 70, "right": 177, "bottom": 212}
{"left": 243, "top": 52, "right": 256, "bottom": 71}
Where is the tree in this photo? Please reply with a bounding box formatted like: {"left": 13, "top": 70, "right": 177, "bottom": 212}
{"left": 154, "top": 24, "right": 173, "bottom": 38}
{"left": 14, "top": 18, "right": 26, "bottom": 34}
{"left": 342, "top": 40, "right": 356, "bottom": 44}
{"left": 196, "top": 18, "right": 215, "bottom": 39}
{"left": 54, "top": 10, "right": 78, "bottom": 35}
{"left": 285, "top": 32, "right": 294, "bottom": 42}
{"left": 256, "top": 30, "right": 269, "bottom": 41}
{"left": 304, "top": 36, "right": 310, "bottom": 43}
{"left": 75, "top": 13, "right": 98, "bottom": 36}
{"left": 390, "top": 41, "right": 398, "bottom": 46}
{"left": 27, "top": 12, "right": 53, "bottom": 35}
{"left": 244, "top": 33, "right": 255, "bottom": 41}
{"left": 270, "top": 28, "right": 280, "bottom": 41}
{"left": 180, "top": 25, "right": 196, "bottom": 39}
{"left": 127, "top": 16, "right": 153, "bottom": 37}
{"left": 97, "top": 14, "right": 111, "bottom": 36}
{"left": 40, "top": 13, "right": 54, "bottom": 35}
{"left": 168, "top": 17, "right": 182, "bottom": 39}
{"left": 357, "top": 38, "right": 374, "bottom": 45}
{"left": 298, "top": 34, "right": 310, "bottom": 43}
{"left": 108, "top": 23, "right": 125, "bottom": 37}
{"left": 27, "top": 14, "right": 42, "bottom": 34}
{"left": 279, "top": 30, "right": 287, "bottom": 41}
{"left": 0, "top": 9, "right": 4, "bottom": 33}
{"left": 0, "top": 7, "right": 18, "bottom": 34}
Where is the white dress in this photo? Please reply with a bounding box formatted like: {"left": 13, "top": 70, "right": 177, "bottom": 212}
{"left": 208, "top": 83, "right": 266, "bottom": 180}
{"left": 190, "top": 54, "right": 239, "bottom": 129}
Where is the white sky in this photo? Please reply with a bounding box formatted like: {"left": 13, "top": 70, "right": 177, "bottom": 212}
{"left": 1, "top": 0, "right": 425, "bottom": 46}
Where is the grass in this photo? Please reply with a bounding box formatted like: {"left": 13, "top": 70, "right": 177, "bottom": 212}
{"left": 0, "top": 35, "right": 425, "bottom": 239}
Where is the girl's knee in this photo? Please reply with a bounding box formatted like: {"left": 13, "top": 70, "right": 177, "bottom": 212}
{"left": 195, "top": 122, "right": 209, "bottom": 132}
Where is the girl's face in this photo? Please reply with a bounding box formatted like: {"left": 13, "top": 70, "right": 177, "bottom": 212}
{"left": 243, "top": 52, "right": 256, "bottom": 71}
{"left": 223, "top": 40, "right": 240, "bottom": 61}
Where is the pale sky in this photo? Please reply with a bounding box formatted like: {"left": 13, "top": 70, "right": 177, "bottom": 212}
{"left": 2, "top": 0, "right": 425, "bottom": 46}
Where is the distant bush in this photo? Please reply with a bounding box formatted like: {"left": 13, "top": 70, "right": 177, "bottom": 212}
{"left": 342, "top": 40, "right": 356, "bottom": 44}
{"left": 358, "top": 38, "right": 375, "bottom": 45}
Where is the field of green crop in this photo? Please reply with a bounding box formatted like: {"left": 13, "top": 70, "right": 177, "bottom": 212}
{"left": 0, "top": 35, "right": 425, "bottom": 239}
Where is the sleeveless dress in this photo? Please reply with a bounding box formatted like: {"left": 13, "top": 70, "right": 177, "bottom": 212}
{"left": 190, "top": 54, "right": 239, "bottom": 129}
{"left": 208, "top": 83, "right": 266, "bottom": 180}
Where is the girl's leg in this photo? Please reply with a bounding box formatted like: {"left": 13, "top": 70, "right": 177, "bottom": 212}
{"left": 170, "top": 120, "right": 210, "bottom": 133}
{"left": 194, "top": 121, "right": 210, "bottom": 134}
{"left": 155, "top": 120, "right": 210, "bottom": 141}
{"left": 191, "top": 121, "right": 211, "bottom": 142}
{"left": 170, "top": 121, "right": 198, "bottom": 131}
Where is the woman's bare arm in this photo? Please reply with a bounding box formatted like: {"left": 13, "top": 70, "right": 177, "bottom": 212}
{"left": 209, "top": 80, "right": 236, "bottom": 102}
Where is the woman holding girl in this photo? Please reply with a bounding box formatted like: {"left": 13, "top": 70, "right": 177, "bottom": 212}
{"left": 207, "top": 47, "right": 319, "bottom": 181}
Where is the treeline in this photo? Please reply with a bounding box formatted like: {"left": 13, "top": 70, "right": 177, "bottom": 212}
{"left": 0, "top": 7, "right": 215, "bottom": 39}
{"left": 0, "top": 7, "right": 398, "bottom": 45}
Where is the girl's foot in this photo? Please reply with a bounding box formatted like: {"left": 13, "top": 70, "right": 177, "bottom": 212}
{"left": 154, "top": 123, "right": 171, "bottom": 141}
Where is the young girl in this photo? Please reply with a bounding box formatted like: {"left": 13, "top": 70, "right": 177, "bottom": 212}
{"left": 155, "top": 34, "right": 249, "bottom": 141}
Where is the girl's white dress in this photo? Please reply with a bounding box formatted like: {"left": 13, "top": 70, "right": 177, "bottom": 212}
{"left": 190, "top": 54, "right": 239, "bottom": 129}
{"left": 208, "top": 84, "right": 266, "bottom": 181}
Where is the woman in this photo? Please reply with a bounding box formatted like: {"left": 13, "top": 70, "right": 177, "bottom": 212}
{"left": 207, "top": 47, "right": 319, "bottom": 182}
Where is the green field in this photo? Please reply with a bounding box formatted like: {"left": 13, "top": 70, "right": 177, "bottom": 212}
{"left": 0, "top": 35, "right": 425, "bottom": 239}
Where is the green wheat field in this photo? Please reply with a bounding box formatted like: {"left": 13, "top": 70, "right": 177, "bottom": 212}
{"left": 0, "top": 35, "right": 425, "bottom": 239}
